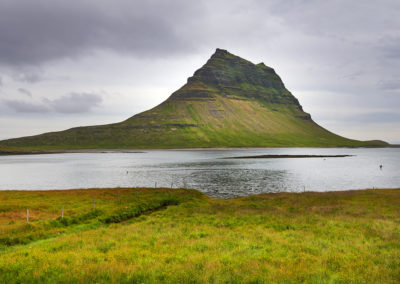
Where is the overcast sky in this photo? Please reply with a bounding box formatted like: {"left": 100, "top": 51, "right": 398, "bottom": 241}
{"left": 0, "top": 0, "right": 399, "bottom": 143}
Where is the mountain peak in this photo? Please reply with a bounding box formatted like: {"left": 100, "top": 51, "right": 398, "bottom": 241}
{"left": 170, "top": 49, "right": 299, "bottom": 106}
{"left": 208, "top": 48, "right": 247, "bottom": 63}
{"left": 210, "top": 48, "right": 237, "bottom": 60}
{"left": 214, "top": 48, "right": 229, "bottom": 54}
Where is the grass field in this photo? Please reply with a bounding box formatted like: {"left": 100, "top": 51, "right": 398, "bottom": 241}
{"left": 0, "top": 188, "right": 399, "bottom": 283}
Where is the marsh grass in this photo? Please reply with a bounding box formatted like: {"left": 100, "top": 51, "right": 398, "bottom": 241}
{"left": 0, "top": 188, "right": 399, "bottom": 283}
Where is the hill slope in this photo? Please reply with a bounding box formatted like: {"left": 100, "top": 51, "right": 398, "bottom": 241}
{"left": 0, "top": 49, "right": 387, "bottom": 149}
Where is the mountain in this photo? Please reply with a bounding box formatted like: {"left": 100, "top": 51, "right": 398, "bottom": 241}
{"left": 0, "top": 49, "right": 388, "bottom": 150}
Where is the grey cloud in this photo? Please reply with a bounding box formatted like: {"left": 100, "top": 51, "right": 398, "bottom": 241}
{"left": 378, "top": 79, "right": 400, "bottom": 91}
{"left": 0, "top": 0, "right": 203, "bottom": 66}
{"left": 379, "top": 36, "right": 400, "bottom": 60}
{"left": 4, "top": 99, "right": 50, "bottom": 113}
{"left": 5, "top": 93, "right": 102, "bottom": 114}
{"left": 12, "top": 69, "right": 43, "bottom": 83}
{"left": 17, "top": 88, "right": 32, "bottom": 97}
{"left": 317, "top": 109, "right": 400, "bottom": 124}
{"left": 44, "top": 93, "right": 102, "bottom": 113}
{"left": 343, "top": 112, "right": 400, "bottom": 124}
{"left": 268, "top": 0, "right": 400, "bottom": 38}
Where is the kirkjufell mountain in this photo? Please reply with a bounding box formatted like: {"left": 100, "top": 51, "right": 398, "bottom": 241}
{"left": 0, "top": 49, "right": 387, "bottom": 150}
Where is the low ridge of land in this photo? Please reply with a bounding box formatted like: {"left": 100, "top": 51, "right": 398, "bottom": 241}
{"left": 224, "top": 154, "right": 354, "bottom": 159}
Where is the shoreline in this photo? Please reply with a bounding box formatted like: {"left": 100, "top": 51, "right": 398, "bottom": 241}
{"left": 0, "top": 145, "right": 397, "bottom": 156}
{"left": 1, "top": 187, "right": 399, "bottom": 199}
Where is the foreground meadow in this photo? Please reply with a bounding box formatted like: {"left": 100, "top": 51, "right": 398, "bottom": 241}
{"left": 0, "top": 188, "right": 399, "bottom": 283}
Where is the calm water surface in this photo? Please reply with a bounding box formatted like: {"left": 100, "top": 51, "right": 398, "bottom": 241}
{"left": 0, "top": 148, "right": 399, "bottom": 198}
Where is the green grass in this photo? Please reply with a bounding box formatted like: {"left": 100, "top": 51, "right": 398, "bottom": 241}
{"left": 0, "top": 146, "right": 32, "bottom": 154}
{"left": 0, "top": 188, "right": 399, "bottom": 283}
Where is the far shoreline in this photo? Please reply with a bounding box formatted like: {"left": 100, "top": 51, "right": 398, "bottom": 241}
{"left": 0, "top": 145, "right": 397, "bottom": 156}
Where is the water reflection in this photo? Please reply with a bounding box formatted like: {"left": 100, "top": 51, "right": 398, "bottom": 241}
{"left": 188, "top": 168, "right": 289, "bottom": 197}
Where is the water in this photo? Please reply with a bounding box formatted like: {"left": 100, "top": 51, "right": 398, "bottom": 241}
{"left": 0, "top": 148, "right": 399, "bottom": 198}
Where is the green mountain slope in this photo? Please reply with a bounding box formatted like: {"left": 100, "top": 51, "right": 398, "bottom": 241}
{"left": 0, "top": 49, "right": 388, "bottom": 149}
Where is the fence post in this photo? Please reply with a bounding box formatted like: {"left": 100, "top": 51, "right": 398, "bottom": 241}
{"left": 27, "top": 209, "right": 29, "bottom": 223}
{"left": 62, "top": 205, "right": 64, "bottom": 219}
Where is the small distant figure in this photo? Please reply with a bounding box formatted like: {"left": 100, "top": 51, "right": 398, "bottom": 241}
{"left": 379, "top": 165, "right": 383, "bottom": 170}
{"left": 126, "top": 171, "right": 128, "bottom": 174}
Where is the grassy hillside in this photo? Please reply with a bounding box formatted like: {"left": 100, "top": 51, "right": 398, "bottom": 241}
{"left": 0, "top": 49, "right": 388, "bottom": 150}
{"left": 0, "top": 146, "right": 31, "bottom": 155}
{"left": 0, "top": 96, "right": 387, "bottom": 150}
{"left": 0, "top": 188, "right": 399, "bottom": 283}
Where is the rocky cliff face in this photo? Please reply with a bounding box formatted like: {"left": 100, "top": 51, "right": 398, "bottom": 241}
{"left": 170, "top": 48, "right": 302, "bottom": 108}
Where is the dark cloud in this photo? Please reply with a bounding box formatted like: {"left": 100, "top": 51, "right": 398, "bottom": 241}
{"left": 17, "top": 88, "right": 32, "bottom": 97}
{"left": 4, "top": 99, "right": 50, "bottom": 113}
{"left": 0, "top": 0, "right": 203, "bottom": 66}
{"left": 44, "top": 93, "right": 103, "bottom": 113}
